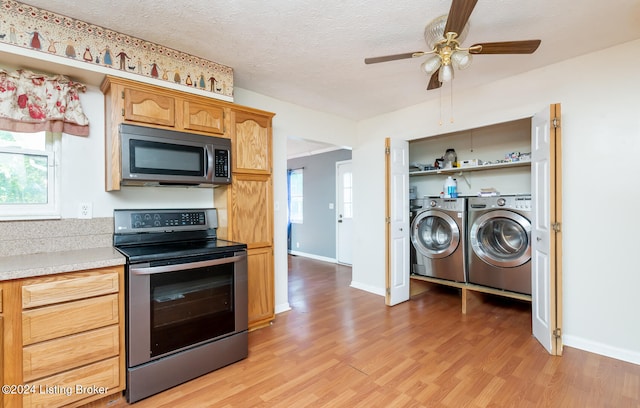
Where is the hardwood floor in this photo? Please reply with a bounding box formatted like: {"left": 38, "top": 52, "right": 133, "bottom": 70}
{"left": 126, "top": 255, "right": 640, "bottom": 407}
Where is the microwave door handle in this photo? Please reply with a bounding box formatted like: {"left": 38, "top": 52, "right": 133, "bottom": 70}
{"left": 205, "top": 145, "right": 214, "bottom": 180}
{"left": 130, "top": 255, "right": 244, "bottom": 275}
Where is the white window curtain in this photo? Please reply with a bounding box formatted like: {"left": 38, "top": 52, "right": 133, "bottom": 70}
{"left": 0, "top": 69, "right": 89, "bottom": 136}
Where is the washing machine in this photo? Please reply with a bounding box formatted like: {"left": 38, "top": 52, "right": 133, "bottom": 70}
{"left": 411, "top": 197, "right": 466, "bottom": 283}
{"left": 467, "top": 195, "right": 532, "bottom": 294}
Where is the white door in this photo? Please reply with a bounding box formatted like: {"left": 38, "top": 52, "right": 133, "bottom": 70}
{"left": 385, "top": 138, "right": 410, "bottom": 306}
{"left": 531, "top": 104, "right": 562, "bottom": 355}
{"left": 336, "top": 160, "right": 353, "bottom": 265}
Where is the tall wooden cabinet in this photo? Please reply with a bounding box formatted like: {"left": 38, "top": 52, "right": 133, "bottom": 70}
{"left": 101, "top": 77, "right": 276, "bottom": 330}
{"left": 218, "top": 109, "right": 275, "bottom": 329}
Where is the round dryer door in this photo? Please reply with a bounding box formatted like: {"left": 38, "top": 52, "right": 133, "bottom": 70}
{"left": 411, "top": 210, "right": 460, "bottom": 259}
{"left": 470, "top": 210, "right": 531, "bottom": 268}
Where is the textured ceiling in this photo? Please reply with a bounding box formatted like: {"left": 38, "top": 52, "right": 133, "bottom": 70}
{"left": 15, "top": 0, "right": 640, "bottom": 123}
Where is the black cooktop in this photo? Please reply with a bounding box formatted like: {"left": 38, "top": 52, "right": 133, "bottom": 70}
{"left": 115, "top": 237, "right": 246, "bottom": 264}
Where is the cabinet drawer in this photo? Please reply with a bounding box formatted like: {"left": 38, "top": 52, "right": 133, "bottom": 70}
{"left": 22, "top": 270, "right": 119, "bottom": 309}
{"left": 124, "top": 88, "right": 175, "bottom": 126}
{"left": 23, "top": 357, "right": 120, "bottom": 408}
{"left": 23, "top": 325, "right": 119, "bottom": 382}
{"left": 183, "top": 100, "right": 225, "bottom": 134}
{"left": 22, "top": 294, "right": 119, "bottom": 345}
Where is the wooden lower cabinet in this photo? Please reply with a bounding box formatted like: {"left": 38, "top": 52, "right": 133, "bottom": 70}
{"left": 226, "top": 173, "right": 275, "bottom": 329}
{"left": 247, "top": 247, "right": 275, "bottom": 329}
{"left": 1, "top": 266, "right": 125, "bottom": 408}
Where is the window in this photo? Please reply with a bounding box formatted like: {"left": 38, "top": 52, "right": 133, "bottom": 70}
{"left": 288, "top": 168, "right": 303, "bottom": 224}
{"left": 0, "top": 130, "right": 61, "bottom": 220}
{"left": 342, "top": 171, "right": 353, "bottom": 219}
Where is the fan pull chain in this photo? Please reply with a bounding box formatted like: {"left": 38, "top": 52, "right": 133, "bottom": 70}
{"left": 450, "top": 80, "right": 455, "bottom": 124}
{"left": 438, "top": 85, "right": 443, "bottom": 126}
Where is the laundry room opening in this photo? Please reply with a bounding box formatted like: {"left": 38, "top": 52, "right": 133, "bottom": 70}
{"left": 407, "top": 118, "right": 533, "bottom": 310}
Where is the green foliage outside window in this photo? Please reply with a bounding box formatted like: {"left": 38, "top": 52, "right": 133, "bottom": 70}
{"left": 0, "top": 131, "right": 49, "bottom": 205}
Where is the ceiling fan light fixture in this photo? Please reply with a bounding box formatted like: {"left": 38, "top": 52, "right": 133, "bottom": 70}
{"left": 421, "top": 54, "right": 442, "bottom": 76}
{"left": 424, "top": 14, "right": 470, "bottom": 49}
{"left": 451, "top": 50, "right": 472, "bottom": 70}
{"left": 438, "top": 63, "right": 454, "bottom": 82}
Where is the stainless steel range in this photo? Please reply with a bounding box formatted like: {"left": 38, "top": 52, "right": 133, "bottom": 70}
{"left": 113, "top": 208, "right": 248, "bottom": 403}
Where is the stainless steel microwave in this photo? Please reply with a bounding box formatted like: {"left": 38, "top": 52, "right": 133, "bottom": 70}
{"left": 119, "top": 123, "right": 231, "bottom": 187}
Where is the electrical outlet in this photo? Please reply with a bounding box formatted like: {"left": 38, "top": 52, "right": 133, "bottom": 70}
{"left": 78, "top": 202, "right": 92, "bottom": 219}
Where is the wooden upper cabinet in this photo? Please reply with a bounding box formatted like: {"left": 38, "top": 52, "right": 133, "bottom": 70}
{"left": 101, "top": 76, "right": 229, "bottom": 137}
{"left": 232, "top": 110, "right": 273, "bottom": 174}
{"left": 123, "top": 87, "right": 176, "bottom": 127}
{"left": 182, "top": 100, "right": 225, "bottom": 135}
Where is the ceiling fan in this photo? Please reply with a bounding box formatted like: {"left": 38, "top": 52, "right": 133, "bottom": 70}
{"left": 364, "top": 0, "right": 541, "bottom": 90}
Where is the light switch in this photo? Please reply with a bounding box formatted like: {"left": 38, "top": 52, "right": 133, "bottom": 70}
{"left": 329, "top": 203, "right": 334, "bottom": 210}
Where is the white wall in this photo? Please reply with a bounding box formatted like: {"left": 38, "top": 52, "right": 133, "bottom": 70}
{"left": 354, "top": 39, "right": 640, "bottom": 364}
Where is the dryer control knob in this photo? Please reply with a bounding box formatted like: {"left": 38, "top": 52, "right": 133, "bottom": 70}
{"left": 430, "top": 200, "right": 437, "bottom": 207}
{"left": 497, "top": 198, "right": 506, "bottom": 206}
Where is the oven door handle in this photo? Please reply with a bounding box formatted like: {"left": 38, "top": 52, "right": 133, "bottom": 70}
{"left": 130, "top": 255, "right": 244, "bottom": 275}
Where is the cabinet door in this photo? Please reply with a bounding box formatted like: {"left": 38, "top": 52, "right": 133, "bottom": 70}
{"left": 230, "top": 173, "right": 273, "bottom": 248}
{"left": 232, "top": 110, "right": 272, "bottom": 174}
{"left": 183, "top": 100, "right": 225, "bottom": 135}
{"left": 247, "top": 247, "right": 274, "bottom": 328}
{"left": 123, "top": 87, "right": 175, "bottom": 126}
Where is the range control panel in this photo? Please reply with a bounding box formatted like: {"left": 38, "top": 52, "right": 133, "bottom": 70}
{"left": 114, "top": 208, "right": 218, "bottom": 233}
{"left": 130, "top": 211, "right": 206, "bottom": 229}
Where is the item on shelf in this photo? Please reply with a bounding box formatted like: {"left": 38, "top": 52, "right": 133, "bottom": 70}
{"left": 504, "top": 151, "right": 531, "bottom": 162}
{"left": 478, "top": 187, "right": 500, "bottom": 197}
{"left": 443, "top": 148, "right": 457, "bottom": 168}
{"left": 434, "top": 157, "right": 444, "bottom": 169}
{"left": 409, "top": 186, "right": 417, "bottom": 199}
{"left": 444, "top": 176, "right": 457, "bottom": 198}
{"left": 410, "top": 162, "right": 427, "bottom": 171}
{"left": 460, "top": 159, "right": 483, "bottom": 167}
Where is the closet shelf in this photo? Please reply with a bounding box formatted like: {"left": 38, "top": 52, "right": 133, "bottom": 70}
{"left": 409, "top": 160, "right": 531, "bottom": 177}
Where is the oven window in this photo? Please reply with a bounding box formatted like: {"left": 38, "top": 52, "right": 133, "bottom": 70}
{"left": 130, "top": 139, "right": 204, "bottom": 176}
{"left": 150, "top": 263, "right": 234, "bottom": 357}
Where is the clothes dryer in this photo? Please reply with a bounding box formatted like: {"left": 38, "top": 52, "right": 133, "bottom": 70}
{"left": 467, "top": 195, "right": 532, "bottom": 294}
{"left": 411, "top": 197, "right": 466, "bottom": 282}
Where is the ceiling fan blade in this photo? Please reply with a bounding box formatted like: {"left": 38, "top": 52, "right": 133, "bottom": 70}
{"left": 469, "top": 40, "right": 542, "bottom": 54}
{"left": 364, "top": 51, "right": 424, "bottom": 64}
{"left": 444, "top": 0, "right": 478, "bottom": 36}
{"left": 427, "top": 70, "right": 442, "bottom": 90}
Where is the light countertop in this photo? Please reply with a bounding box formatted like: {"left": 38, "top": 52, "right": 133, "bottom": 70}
{"left": 0, "top": 246, "right": 126, "bottom": 281}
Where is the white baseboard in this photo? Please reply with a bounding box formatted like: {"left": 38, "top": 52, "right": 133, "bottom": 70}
{"left": 563, "top": 335, "right": 640, "bottom": 365}
{"left": 275, "top": 302, "right": 291, "bottom": 314}
{"left": 349, "top": 280, "right": 385, "bottom": 297}
{"left": 288, "top": 250, "right": 337, "bottom": 264}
